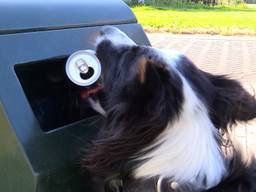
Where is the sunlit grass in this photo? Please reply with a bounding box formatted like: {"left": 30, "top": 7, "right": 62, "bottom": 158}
{"left": 132, "top": 5, "right": 256, "bottom": 35}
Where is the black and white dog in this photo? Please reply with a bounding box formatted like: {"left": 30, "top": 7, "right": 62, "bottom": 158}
{"left": 82, "top": 26, "right": 256, "bottom": 192}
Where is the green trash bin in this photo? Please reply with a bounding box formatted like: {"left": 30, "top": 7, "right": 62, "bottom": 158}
{"left": 0, "top": 0, "right": 150, "bottom": 191}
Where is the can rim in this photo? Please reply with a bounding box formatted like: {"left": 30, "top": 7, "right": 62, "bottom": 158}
{"left": 65, "top": 50, "right": 101, "bottom": 86}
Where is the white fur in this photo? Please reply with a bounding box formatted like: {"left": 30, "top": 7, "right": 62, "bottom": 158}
{"left": 96, "top": 26, "right": 136, "bottom": 47}
{"left": 157, "top": 48, "right": 183, "bottom": 68}
{"left": 134, "top": 72, "right": 226, "bottom": 189}
{"left": 88, "top": 97, "right": 106, "bottom": 117}
{"left": 148, "top": 47, "right": 183, "bottom": 71}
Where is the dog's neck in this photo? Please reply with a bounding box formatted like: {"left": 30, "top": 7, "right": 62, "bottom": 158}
{"left": 133, "top": 76, "right": 226, "bottom": 190}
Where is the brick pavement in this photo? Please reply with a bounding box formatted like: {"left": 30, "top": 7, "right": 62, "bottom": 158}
{"left": 148, "top": 33, "right": 256, "bottom": 154}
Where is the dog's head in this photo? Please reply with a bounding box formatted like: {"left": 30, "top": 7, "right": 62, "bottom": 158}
{"left": 96, "top": 26, "right": 184, "bottom": 124}
{"left": 85, "top": 26, "right": 256, "bottom": 177}
{"left": 96, "top": 26, "right": 256, "bottom": 130}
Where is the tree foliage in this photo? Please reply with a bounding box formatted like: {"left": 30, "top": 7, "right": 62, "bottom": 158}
{"left": 143, "top": 0, "right": 245, "bottom": 6}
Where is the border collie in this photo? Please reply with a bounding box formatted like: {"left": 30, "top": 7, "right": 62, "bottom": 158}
{"left": 82, "top": 26, "right": 256, "bottom": 192}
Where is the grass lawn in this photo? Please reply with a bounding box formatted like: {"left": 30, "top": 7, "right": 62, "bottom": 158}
{"left": 132, "top": 5, "right": 256, "bottom": 35}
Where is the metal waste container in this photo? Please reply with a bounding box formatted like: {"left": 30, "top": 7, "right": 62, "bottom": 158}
{"left": 0, "top": 0, "right": 150, "bottom": 191}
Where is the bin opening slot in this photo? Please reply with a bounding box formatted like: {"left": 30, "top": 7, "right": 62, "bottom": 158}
{"left": 14, "top": 57, "right": 98, "bottom": 132}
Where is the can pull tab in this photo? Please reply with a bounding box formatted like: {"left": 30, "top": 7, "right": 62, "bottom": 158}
{"left": 76, "top": 58, "right": 89, "bottom": 74}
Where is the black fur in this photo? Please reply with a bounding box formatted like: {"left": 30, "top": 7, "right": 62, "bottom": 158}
{"left": 176, "top": 56, "right": 256, "bottom": 131}
{"left": 81, "top": 27, "right": 256, "bottom": 192}
{"left": 83, "top": 41, "right": 183, "bottom": 175}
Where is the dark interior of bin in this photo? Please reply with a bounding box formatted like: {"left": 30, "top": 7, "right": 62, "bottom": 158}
{"left": 14, "top": 57, "right": 98, "bottom": 132}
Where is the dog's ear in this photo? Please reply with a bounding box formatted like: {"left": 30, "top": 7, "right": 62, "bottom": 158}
{"left": 137, "top": 55, "right": 171, "bottom": 85}
{"left": 137, "top": 56, "right": 147, "bottom": 84}
{"left": 132, "top": 55, "right": 183, "bottom": 118}
{"left": 207, "top": 73, "right": 256, "bottom": 128}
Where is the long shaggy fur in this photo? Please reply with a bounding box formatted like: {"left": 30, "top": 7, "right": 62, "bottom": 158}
{"left": 81, "top": 26, "right": 256, "bottom": 192}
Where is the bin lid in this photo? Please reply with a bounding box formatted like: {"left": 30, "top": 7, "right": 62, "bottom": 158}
{"left": 0, "top": 0, "right": 137, "bottom": 35}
